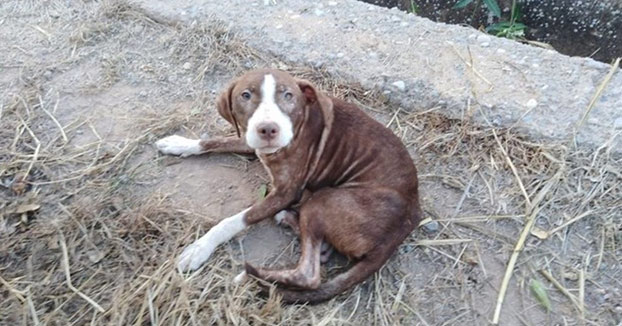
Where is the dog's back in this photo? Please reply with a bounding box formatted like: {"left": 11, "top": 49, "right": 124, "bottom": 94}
{"left": 309, "top": 96, "right": 421, "bottom": 221}
{"left": 270, "top": 97, "right": 422, "bottom": 303}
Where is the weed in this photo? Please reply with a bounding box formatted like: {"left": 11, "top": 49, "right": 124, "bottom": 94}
{"left": 408, "top": 0, "right": 419, "bottom": 15}
{"left": 453, "top": 0, "right": 527, "bottom": 39}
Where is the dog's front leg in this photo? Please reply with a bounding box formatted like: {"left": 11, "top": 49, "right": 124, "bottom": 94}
{"left": 178, "top": 208, "right": 250, "bottom": 272}
{"left": 177, "top": 190, "right": 298, "bottom": 272}
{"left": 156, "top": 135, "right": 253, "bottom": 157}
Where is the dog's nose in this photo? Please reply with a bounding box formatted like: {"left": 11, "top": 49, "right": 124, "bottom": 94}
{"left": 256, "top": 122, "right": 279, "bottom": 141}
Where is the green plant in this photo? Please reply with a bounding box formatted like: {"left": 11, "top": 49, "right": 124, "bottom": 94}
{"left": 486, "top": 1, "right": 526, "bottom": 39}
{"left": 408, "top": 0, "right": 419, "bottom": 15}
{"left": 453, "top": 0, "right": 526, "bottom": 40}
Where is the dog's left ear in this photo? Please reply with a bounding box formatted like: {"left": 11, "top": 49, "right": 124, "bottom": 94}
{"left": 297, "top": 79, "right": 334, "bottom": 128}
{"left": 216, "top": 82, "right": 241, "bottom": 137}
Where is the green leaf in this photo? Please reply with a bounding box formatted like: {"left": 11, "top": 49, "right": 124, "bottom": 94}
{"left": 452, "top": 0, "right": 474, "bottom": 9}
{"left": 486, "top": 22, "right": 511, "bottom": 32}
{"left": 409, "top": 0, "right": 419, "bottom": 14}
{"left": 530, "top": 279, "right": 552, "bottom": 312}
{"left": 483, "top": 0, "right": 501, "bottom": 17}
{"left": 510, "top": 1, "right": 523, "bottom": 23}
{"left": 486, "top": 21, "right": 526, "bottom": 39}
{"left": 258, "top": 184, "right": 267, "bottom": 199}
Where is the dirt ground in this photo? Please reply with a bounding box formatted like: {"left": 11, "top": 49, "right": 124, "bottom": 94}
{"left": 1, "top": 1, "right": 621, "bottom": 325}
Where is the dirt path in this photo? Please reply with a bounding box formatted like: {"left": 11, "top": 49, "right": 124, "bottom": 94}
{"left": 1, "top": 1, "right": 620, "bottom": 325}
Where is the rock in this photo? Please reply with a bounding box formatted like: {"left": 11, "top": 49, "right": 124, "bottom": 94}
{"left": 480, "top": 42, "right": 490, "bottom": 48}
{"left": 421, "top": 220, "right": 439, "bottom": 233}
{"left": 400, "top": 243, "right": 415, "bottom": 254}
{"left": 614, "top": 117, "right": 622, "bottom": 128}
{"left": 392, "top": 80, "right": 406, "bottom": 91}
{"left": 133, "top": 24, "right": 144, "bottom": 34}
{"left": 182, "top": 62, "right": 192, "bottom": 70}
{"left": 526, "top": 98, "right": 538, "bottom": 109}
{"left": 477, "top": 34, "right": 492, "bottom": 44}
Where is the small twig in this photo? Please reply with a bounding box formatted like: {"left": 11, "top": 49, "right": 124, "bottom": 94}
{"left": 491, "top": 129, "right": 532, "bottom": 209}
{"left": 386, "top": 107, "right": 401, "bottom": 128}
{"left": 416, "top": 239, "right": 472, "bottom": 246}
{"left": 27, "top": 290, "right": 41, "bottom": 326}
{"left": 492, "top": 167, "right": 564, "bottom": 324}
{"left": 0, "top": 274, "right": 26, "bottom": 302}
{"left": 539, "top": 269, "right": 581, "bottom": 311}
{"left": 447, "top": 41, "right": 492, "bottom": 87}
{"left": 546, "top": 210, "right": 594, "bottom": 238}
{"left": 435, "top": 214, "right": 523, "bottom": 223}
{"left": 39, "top": 95, "right": 68, "bottom": 143}
{"left": 31, "top": 25, "right": 52, "bottom": 41}
{"left": 399, "top": 301, "right": 431, "bottom": 326}
{"left": 575, "top": 57, "right": 620, "bottom": 134}
{"left": 452, "top": 174, "right": 475, "bottom": 217}
{"left": 595, "top": 227, "right": 605, "bottom": 272}
{"left": 579, "top": 268, "right": 586, "bottom": 320}
{"left": 492, "top": 206, "right": 542, "bottom": 324}
{"left": 58, "top": 232, "right": 105, "bottom": 313}
{"left": 18, "top": 115, "right": 41, "bottom": 178}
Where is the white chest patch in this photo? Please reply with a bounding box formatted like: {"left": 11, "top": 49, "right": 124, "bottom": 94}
{"left": 245, "top": 74, "right": 294, "bottom": 153}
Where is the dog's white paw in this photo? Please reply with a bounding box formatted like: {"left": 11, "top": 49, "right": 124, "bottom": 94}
{"left": 156, "top": 135, "right": 202, "bottom": 157}
{"left": 177, "top": 241, "right": 213, "bottom": 272}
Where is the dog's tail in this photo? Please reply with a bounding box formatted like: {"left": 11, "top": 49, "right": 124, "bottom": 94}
{"left": 275, "top": 220, "right": 414, "bottom": 304}
{"left": 275, "top": 253, "right": 389, "bottom": 304}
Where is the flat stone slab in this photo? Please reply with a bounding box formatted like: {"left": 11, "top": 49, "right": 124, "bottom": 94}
{"left": 134, "top": 0, "right": 622, "bottom": 151}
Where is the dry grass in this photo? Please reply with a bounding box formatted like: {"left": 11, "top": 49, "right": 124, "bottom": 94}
{"left": 1, "top": 1, "right": 621, "bottom": 325}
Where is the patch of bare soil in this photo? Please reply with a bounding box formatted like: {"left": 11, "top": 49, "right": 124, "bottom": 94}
{"left": 1, "top": 1, "right": 620, "bottom": 325}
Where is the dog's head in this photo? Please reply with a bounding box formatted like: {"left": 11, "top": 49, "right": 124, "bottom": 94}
{"left": 216, "top": 69, "right": 331, "bottom": 154}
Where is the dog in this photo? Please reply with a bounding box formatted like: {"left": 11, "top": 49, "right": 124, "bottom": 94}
{"left": 156, "top": 69, "right": 422, "bottom": 303}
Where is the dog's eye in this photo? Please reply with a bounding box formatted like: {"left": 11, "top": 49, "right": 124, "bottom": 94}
{"left": 283, "top": 91, "right": 293, "bottom": 100}
{"left": 241, "top": 91, "right": 251, "bottom": 100}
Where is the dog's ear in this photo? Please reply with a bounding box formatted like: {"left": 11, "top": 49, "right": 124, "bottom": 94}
{"left": 217, "top": 82, "right": 241, "bottom": 137}
{"left": 297, "top": 79, "right": 334, "bottom": 127}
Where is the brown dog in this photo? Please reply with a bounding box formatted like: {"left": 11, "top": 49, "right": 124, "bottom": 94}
{"left": 156, "top": 69, "right": 422, "bottom": 303}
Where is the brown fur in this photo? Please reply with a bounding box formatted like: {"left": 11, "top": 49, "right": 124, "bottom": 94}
{"left": 200, "top": 69, "right": 422, "bottom": 303}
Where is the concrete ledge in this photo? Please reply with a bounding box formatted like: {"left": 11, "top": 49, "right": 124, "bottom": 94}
{"left": 134, "top": 0, "right": 622, "bottom": 151}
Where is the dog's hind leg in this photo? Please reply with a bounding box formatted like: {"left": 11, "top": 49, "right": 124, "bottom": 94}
{"left": 246, "top": 212, "right": 323, "bottom": 289}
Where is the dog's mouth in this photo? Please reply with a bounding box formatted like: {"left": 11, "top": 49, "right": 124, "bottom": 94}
{"left": 255, "top": 143, "right": 282, "bottom": 154}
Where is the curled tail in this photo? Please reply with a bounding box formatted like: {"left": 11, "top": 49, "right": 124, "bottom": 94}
{"left": 275, "top": 222, "right": 414, "bottom": 304}
{"left": 275, "top": 253, "right": 389, "bottom": 304}
{"left": 258, "top": 213, "right": 418, "bottom": 304}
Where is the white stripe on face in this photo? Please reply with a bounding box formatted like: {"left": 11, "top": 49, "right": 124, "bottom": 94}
{"left": 245, "top": 74, "right": 294, "bottom": 154}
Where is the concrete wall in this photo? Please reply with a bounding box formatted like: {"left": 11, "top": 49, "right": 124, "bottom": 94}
{"left": 134, "top": 0, "right": 622, "bottom": 152}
